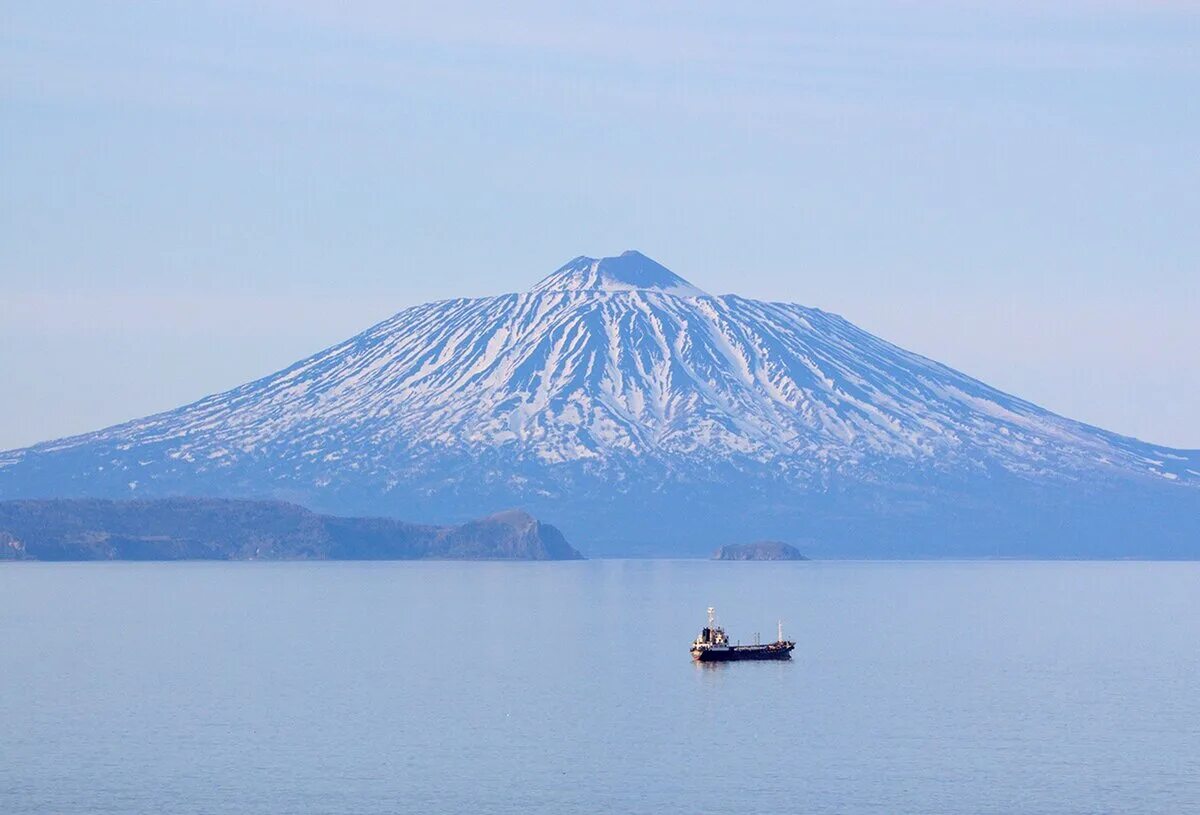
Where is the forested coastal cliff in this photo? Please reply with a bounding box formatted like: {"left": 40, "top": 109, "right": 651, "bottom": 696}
{"left": 0, "top": 499, "right": 582, "bottom": 561}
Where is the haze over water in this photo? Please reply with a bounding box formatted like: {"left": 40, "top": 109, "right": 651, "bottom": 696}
{"left": 3, "top": 560, "right": 1198, "bottom": 814}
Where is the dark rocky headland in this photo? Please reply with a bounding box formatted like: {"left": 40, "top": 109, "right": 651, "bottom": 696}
{"left": 0, "top": 498, "right": 582, "bottom": 561}
{"left": 712, "top": 541, "right": 809, "bottom": 561}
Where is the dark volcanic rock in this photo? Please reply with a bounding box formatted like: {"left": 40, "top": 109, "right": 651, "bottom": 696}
{"left": 712, "top": 541, "right": 809, "bottom": 561}
{"left": 0, "top": 498, "right": 583, "bottom": 561}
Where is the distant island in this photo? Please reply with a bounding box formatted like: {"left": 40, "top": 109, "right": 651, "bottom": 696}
{"left": 0, "top": 498, "right": 582, "bottom": 561}
{"left": 712, "top": 541, "right": 809, "bottom": 561}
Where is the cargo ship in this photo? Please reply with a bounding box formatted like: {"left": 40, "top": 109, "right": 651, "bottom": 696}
{"left": 690, "top": 607, "right": 795, "bottom": 662}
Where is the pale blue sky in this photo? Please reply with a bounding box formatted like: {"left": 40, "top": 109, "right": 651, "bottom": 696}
{"left": 2, "top": 1, "right": 1198, "bottom": 449}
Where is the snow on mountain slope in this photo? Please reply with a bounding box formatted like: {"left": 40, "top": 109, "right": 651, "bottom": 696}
{"left": 1, "top": 251, "right": 1196, "bottom": 556}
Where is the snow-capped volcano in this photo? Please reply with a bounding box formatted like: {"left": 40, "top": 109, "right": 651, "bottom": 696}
{"left": 2, "top": 252, "right": 1197, "bottom": 556}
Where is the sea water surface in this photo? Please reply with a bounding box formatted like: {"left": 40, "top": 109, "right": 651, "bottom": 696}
{"left": 2, "top": 560, "right": 1198, "bottom": 814}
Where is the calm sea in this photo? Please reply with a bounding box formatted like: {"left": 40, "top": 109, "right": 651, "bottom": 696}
{"left": 2, "top": 560, "right": 1198, "bottom": 814}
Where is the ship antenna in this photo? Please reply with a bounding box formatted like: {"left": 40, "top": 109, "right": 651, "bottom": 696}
{"left": 707, "top": 607, "right": 715, "bottom": 628}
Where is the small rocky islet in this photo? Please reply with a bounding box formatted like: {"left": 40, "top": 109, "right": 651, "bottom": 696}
{"left": 711, "top": 541, "right": 809, "bottom": 561}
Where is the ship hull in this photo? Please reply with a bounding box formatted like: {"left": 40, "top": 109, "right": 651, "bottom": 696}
{"left": 692, "top": 644, "right": 794, "bottom": 662}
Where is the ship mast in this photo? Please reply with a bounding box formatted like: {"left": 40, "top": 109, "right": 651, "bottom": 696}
{"left": 707, "top": 606, "right": 716, "bottom": 629}
{"left": 778, "top": 619, "right": 784, "bottom": 643}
